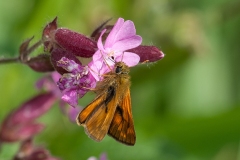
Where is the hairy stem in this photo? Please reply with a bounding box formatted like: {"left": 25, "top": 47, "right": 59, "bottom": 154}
{"left": 0, "top": 141, "right": 2, "bottom": 153}
{"left": 0, "top": 57, "right": 20, "bottom": 64}
{"left": 0, "top": 39, "right": 43, "bottom": 65}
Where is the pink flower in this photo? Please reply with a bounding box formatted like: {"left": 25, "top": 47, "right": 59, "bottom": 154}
{"left": 57, "top": 57, "right": 96, "bottom": 107}
{"left": 89, "top": 18, "right": 142, "bottom": 81}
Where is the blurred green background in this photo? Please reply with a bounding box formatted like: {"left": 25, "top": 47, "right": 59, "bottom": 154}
{"left": 0, "top": 0, "right": 240, "bottom": 159}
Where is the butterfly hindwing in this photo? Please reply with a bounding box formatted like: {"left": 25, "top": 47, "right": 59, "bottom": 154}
{"left": 108, "top": 88, "right": 136, "bottom": 145}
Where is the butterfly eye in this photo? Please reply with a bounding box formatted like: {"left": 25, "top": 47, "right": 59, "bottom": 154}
{"left": 115, "top": 66, "right": 122, "bottom": 74}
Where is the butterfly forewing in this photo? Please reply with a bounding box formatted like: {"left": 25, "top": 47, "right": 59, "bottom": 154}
{"left": 77, "top": 93, "right": 107, "bottom": 124}
{"left": 76, "top": 83, "right": 119, "bottom": 142}
{"left": 84, "top": 94, "right": 119, "bottom": 141}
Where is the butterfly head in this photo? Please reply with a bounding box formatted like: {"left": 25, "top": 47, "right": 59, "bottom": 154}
{"left": 114, "top": 62, "right": 130, "bottom": 75}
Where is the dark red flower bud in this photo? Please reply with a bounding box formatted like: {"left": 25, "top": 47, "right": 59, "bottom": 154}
{"left": 12, "top": 92, "right": 56, "bottom": 123}
{"left": 127, "top": 45, "right": 165, "bottom": 62}
{"left": 0, "top": 92, "right": 56, "bottom": 143}
{"left": 42, "top": 17, "right": 97, "bottom": 57}
{"left": 42, "top": 17, "right": 58, "bottom": 40}
{"left": 26, "top": 54, "right": 55, "bottom": 72}
{"left": 13, "top": 138, "right": 60, "bottom": 160}
{"left": 50, "top": 47, "right": 82, "bottom": 75}
{"left": 93, "top": 25, "right": 113, "bottom": 42}
{"left": 42, "top": 17, "right": 58, "bottom": 52}
{"left": 55, "top": 28, "right": 97, "bottom": 57}
{"left": 26, "top": 149, "right": 59, "bottom": 160}
{"left": 90, "top": 18, "right": 113, "bottom": 41}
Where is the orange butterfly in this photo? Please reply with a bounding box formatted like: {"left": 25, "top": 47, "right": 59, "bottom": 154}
{"left": 76, "top": 61, "right": 136, "bottom": 146}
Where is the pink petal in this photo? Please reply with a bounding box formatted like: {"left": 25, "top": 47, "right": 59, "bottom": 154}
{"left": 111, "top": 35, "right": 142, "bottom": 51}
{"left": 105, "top": 18, "right": 124, "bottom": 47}
{"left": 51, "top": 72, "right": 61, "bottom": 83}
{"left": 68, "top": 106, "right": 82, "bottom": 123}
{"left": 97, "top": 29, "right": 106, "bottom": 51}
{"left": 115, "top": 52, "right": 140, "bottom": 67}
{"left": 50, "top": 47, "right": 82, "bottom": 75}
{"left": 59, "top": 100, "right": 68, "bottom": 114}
{"left": 35, "top": 76, "right": 47, "bottom": 90}
{"left": 114, "top": 20, "right": 136, "bottom": 42}
{"left": 61, "top": 90, "right": 78, "bottom": 107}
{"left": 92, "top": 50, "right": 103, "bottom": 66}
{"left": 99, "top": 64, "right": 112, "bottom": 76}
{"left": 88, "top": 61, "right": 101, "bottom": 81}
{"left": 88, "top": 61, "right": 112, "bottom": 81}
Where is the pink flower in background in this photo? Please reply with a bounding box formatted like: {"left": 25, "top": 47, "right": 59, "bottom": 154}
{"left": 13, "top": 138, "right": 60, "bottom": 160}
{"left": 36, "top": 72, "right": 62, "bottom": 97}
{"left": 0, "top": 93, "right": 56, "bottom": 143}
{"left": 87, "top": 153, "right": 108, "bottom": 160}
{"left": 89, "top": 18, "right": 142, "bottom": 81}
{"left": 68, "top": 106, "right": 82, "bottom": 123}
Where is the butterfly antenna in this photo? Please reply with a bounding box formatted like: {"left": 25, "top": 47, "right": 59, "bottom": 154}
{"left": 100, "top": 50, "right": 114, "bottom": 72}
{"left": 121, "top": 51, "right": 125, "bottom": 62}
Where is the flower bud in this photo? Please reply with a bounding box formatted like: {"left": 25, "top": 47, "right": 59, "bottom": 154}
{"left": 42, "top": 17, "right": 58, "bottom": 52}
{"left": 42, "top": 17, "right": 97, "bottom": 57}
{"left": 127, "top": 45, "right": 164, "bottom": 62}
{"left": 90, "top": 18, "right": 113, "bottom": 41}
{"left": 42, "top": 17, "right": 58, "bottom": 40}
{"left": 0, "top": 92, "right": 56, "bottom": 143}
{"left": 55, "top": 28, "right": 97, "bottom": 57}
{"left": 13, "top": 138, "right": 60, "bottom": 160}
{"left": 26, "top": 54, "right": 55, "bottom": 72}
